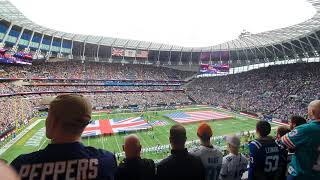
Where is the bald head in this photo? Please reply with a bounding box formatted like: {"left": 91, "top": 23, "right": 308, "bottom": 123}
{"left": 308, "top": 100, "right": 320, "bottom": 120}
{"left": 123, "top": 134, "right": 141, "bottom": 159}
{"left": 169, "top": 125, "right": 187, "bottom": 149}
{"left": 0, "top": 162, "right": 19, "bottom": 180}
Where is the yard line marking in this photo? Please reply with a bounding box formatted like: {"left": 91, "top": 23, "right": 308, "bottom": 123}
{"left": 38, "top": 139, "right": 48, "bottom": 151}
{"left": 0, "top": 119, "right": 44, "bottom": 155}
{"left": 113, "top": 135, "right": 122, "bottom": 152}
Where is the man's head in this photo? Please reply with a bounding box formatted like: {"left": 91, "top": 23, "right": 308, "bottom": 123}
{"left": 0, "top": 159, "right": 7, "bottom": 164}
{"left": 46, "top": 94, "right": 92, "bottom": 142}
{"left": 123, "top": 134, "right": 141, "bottom": 159}
{"left": 169, "top": 125, "right": 187, "bottom": 150}
{"left": 0, "top": 161, "right": 19, "bottom": 180}
{"left": 197, "top": 123, "right": 212, "bottom": 145}
{"left": 226, "top": 135, "right": 240, "bottom": 154}
{"left": 256, "top": 120, "right": 271, "bottom": 138}
{"left": 308, "top": 100, "right": 320, "bottom": 121}
{"left": 289, "top": 116, "right": 307, "bottom": 130}
{"left": 276, "top": 126, "right": 291, "bottom": 140}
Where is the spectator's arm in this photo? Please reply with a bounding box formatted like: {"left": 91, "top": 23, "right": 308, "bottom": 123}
{"left": 219, "top": 157, "right": 228, "bottom": 179}
{"left": 248, "top": 142, "right": 258, "bottom": 180}
{"left": 281, "top": 127, "right": 308, "bottom": 149}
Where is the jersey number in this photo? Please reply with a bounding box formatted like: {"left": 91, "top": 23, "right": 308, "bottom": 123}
{"left": 264, "top": 155, "right": 279, "bottom": 172}
{"left": 313, "top": 146, "right": 320, "bottom": 171}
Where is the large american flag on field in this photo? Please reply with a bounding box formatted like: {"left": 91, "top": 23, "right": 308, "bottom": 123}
{"left": 164, "top": 111, "right": 233, "bottom": 124}
{"left": 82, "top": 117, "right": 151, "bottom": 137}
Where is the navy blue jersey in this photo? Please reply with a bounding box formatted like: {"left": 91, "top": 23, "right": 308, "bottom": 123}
{"left": 11, "top": 142, "right": 117, "bottom": 180}
{"left": 248, "top": 138, "right": 282, "bottom": 180}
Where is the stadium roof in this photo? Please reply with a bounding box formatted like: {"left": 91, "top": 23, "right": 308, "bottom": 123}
{"left": 0, "top": 0, "right": 320, "bottom": 52}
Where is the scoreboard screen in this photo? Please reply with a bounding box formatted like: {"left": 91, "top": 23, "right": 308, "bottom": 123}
{"left": 199, "top": 64, "right": 230, "bottom": 74}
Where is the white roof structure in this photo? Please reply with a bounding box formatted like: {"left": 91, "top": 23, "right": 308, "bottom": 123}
{"left": 0, "top": 0, "right": 320, "bottom": 52}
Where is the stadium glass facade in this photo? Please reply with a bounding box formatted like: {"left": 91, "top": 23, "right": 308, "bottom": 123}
{"left": 0, "top": 0, "right": 320, "bottom": 68}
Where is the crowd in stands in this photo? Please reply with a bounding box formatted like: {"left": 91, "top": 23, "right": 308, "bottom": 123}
{"left": 0, "top": 61, "right": 194, "bottom": 80}
{"left": 187, "top": 62, "right": 320, "bottom": 122}
{"left": 0, "top": 84, "right": 183, "bottom": 94}
{"left": 0, "top": 61, "right": 195, "bottom": 135}
{"left": 0, "top": 96, "right": 40, "bottom": 135}
{"left": 0, "top": 91, "right": 191, "bottom": 136}
{"left": 88, "top": 92, "right": 191, "bottom": 108}
{"left": 1, "top": 61, "right": 320, "bottom": 179}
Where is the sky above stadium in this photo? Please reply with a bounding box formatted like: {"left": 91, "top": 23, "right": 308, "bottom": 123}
{"left": 10, "top": 0, "right": 316, "bottom": 47}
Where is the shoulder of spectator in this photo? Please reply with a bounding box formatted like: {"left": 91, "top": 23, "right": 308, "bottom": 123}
{"left": 188, "top": 146, "right": 199, "bottom": 154}
{"left": 10, "top": 150, "right": 42, "bottom": 167}
{"left": 249, "top": 139, "right": 262, "bottom": 150}
{"left": 157, "top": 156, "right": 171, "bottom": 168}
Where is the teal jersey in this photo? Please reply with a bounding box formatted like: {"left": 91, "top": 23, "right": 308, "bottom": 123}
{"left": 281, "top": 120, "right": 320, "bottom": 179}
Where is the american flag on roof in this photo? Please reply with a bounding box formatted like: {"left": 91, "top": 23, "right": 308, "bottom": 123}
{"left": 82, "top": 117, "right": 152, "bottom": 137}
{"left": 164, "top": 111, "right": 233, "bottom": 124}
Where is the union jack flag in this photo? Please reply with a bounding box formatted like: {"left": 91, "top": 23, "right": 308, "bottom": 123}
{"left": 82, "top": 117, "right": 151, "bottom": 137}
{"left": 164, "top": 111, "right": 233, "bottom": 124}
{"left": 112, "top": 48, "right": 124, "bottom": 56}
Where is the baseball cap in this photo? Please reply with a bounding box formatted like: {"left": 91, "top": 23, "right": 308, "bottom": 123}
{"left": 226, "top": 135, "right": 240, "bottom": 148}
{"left": 197, "top": 123, "right": 213, "bottom": 138}
{"left": 49, "top": 94, "right": 92, "bottom": 128}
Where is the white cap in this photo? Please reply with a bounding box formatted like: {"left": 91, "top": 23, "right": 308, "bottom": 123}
{"left": 226, "top": 135, "right": 240, "bottom": 148}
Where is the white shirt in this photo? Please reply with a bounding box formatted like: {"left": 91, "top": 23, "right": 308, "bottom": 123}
{"left": 189, "top": 145, "right": 223, "bottom": 180}
{"left": 219, "top": 153, "right": 248, "bottom": 180}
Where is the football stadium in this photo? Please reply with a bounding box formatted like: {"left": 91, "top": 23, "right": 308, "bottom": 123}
{"left": 0, "top": 0, "right": 320, "bottom": 179}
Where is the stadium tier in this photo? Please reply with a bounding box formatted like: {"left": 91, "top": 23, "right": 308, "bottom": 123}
{"left": 0, "top": 61, "right": 318, "bottom": 139}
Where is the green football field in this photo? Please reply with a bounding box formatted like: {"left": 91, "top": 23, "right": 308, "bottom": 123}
{"left": 0, "top": 106, "right": 279, "bottom": 163}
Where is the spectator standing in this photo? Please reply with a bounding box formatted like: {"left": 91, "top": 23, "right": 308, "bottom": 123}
{"left": 281, "top": 100, "right": 320, "bottom": 180}
{"left": 219, "top": 135, "right": 248, "bottom": 180}
{"left": 275, "top": 126, "right": 291, "bottom": 180}
{"left": 189, "top": 123, "right": 223, "bottom": 180}
{"left": 115, "top": 134, "right": 155, "bottom": 180}
{"left": 157, "top": 125, "right": 205, "bottom": 180}
{"left": 11, "top": 94, "right": 117, "bottom": 180}
{"left": 288, "top": 116, "right": 307, "bottom": 130}
{"left": 248, "top": 121, "right": 281, "bottom": 180}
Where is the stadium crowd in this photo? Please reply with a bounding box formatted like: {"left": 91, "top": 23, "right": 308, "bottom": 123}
{"left": 0, "top": 62, "right": 320, "bottom": 179}
{"left": 187, "top": 62, "right": 320, "bottom": 122}
{"left": 0, "top": 61, "right": 195, "bottom": 136}
{"left": 0, "top": 96, "right": 40, "bottom": 136}
{"left": 0, "top": 91, "right": 191, "bottom": 137}
{"left": 0, "top": 61, "right": 194, "bottom": 80}
{"left": 2, "top": 94, "right": 319, "bottom": 180}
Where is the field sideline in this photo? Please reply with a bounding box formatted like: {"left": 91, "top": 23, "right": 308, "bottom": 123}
{"left": 0, "top": 106, "right": 279, "bottom": 163}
